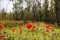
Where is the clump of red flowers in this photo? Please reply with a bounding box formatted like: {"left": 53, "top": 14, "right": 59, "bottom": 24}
{"left": 0, "top": 35, "right": 5, "bottom": 39}
{"left": 0, "top": 25, "right": 3, "bottom": 30}
{"left": 26, "top": 24, "right": 36, "bottom": 32}
{"left": 12, "top": 27, "right": 16, "bottom": 31}
{"left": 45, "top": 25, "right": 54, "bottom": 32}
{"left": 19, "top": 27, "right": 22, "bottom": 34}
{"left": 26, "top": 24, "right": 32, "bottom": 30}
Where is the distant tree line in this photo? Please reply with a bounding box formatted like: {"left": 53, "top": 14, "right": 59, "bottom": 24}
{"left": 0, "top": 0, "right": 60, "bottom": 26}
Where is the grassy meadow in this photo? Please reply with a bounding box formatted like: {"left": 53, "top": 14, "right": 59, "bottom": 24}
{"left": 0, "top": 20, "right": 60, "bottom": 40}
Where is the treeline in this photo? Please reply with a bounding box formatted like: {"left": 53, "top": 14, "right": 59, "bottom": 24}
{"left": 0, "top": 0, "right": 60, "bottom": 26}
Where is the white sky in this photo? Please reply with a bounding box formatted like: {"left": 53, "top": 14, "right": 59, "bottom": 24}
{"left": 0, "top": 0, "right": 50, "bottom": 13}
{"left": 0, "top": 0, "right": 13, "bottom": 12}
{"left": 0, "top": 0, "right": 28, "bottom": 13}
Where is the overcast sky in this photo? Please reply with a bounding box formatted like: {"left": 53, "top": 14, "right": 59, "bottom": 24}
{"left": 0, "top": 0, "right": 13, "bottom": 12}
{"left": 0, "top": 0, "right": 28, "bottom": 13}
{"left": 0, "top": 0, "right": 49, "bottom": 13}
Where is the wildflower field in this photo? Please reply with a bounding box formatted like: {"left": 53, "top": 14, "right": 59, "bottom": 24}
{"left": 0, "top": 20, "right": 60, "bottom": 40}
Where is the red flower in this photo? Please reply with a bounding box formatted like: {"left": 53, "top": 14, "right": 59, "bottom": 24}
{"left": 0, "top": 36, "right": 5, "bottom": 38}
{"left": 12, "top": 27, "right": 16, "bottom": 31}
{"left": 26, "top": 24, "right": 32, "bottom": 29}
{"left": 0, "top": 25, "right": 3, "bottom": 30}
{"left": 45, "top": 25, "right": 50, "bottom": 29}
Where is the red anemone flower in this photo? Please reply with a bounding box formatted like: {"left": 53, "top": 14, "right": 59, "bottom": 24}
{"left": 45, "top": 25, "right": 54, "bottom": 32}
{"left": 26, "top": 24, "right": 32, "bottom": 29}
{"left": 0, "top": 25, "right": 3, "bottom": 30}
{"left": 0, "top": 36, "right": 5, "bottom": 38}
{"left": 45, "top": 25, "right": 50, "bottom": 29}
{"left": 12, "top": 27, "right": 16, "bottom": 31}
{"left": 46, "top": 25, "right": 53, "bottom": 30}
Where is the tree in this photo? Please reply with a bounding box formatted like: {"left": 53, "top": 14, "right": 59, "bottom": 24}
{"left": 1, "top": 8, "right": 7, "bottom": 20}
{"left": 11, "top": 0, "right": 23, "bottom": 20}
{"left": 55, "top": 0, "right": 60, "bottom": 26}
{"left": 49, "top": 0, "right": 55, "bottom": 24}
{"left": 37, "top": 0, "right": 42, "bottom": 21}
{"left": 25, "top": 0, "right": 32, "bottom": 20}
{"left": 32, "top": 0, "right": 42, "bottom": 21}
{"left": 43, "top": 0, "right": 49, "bottom": 22}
